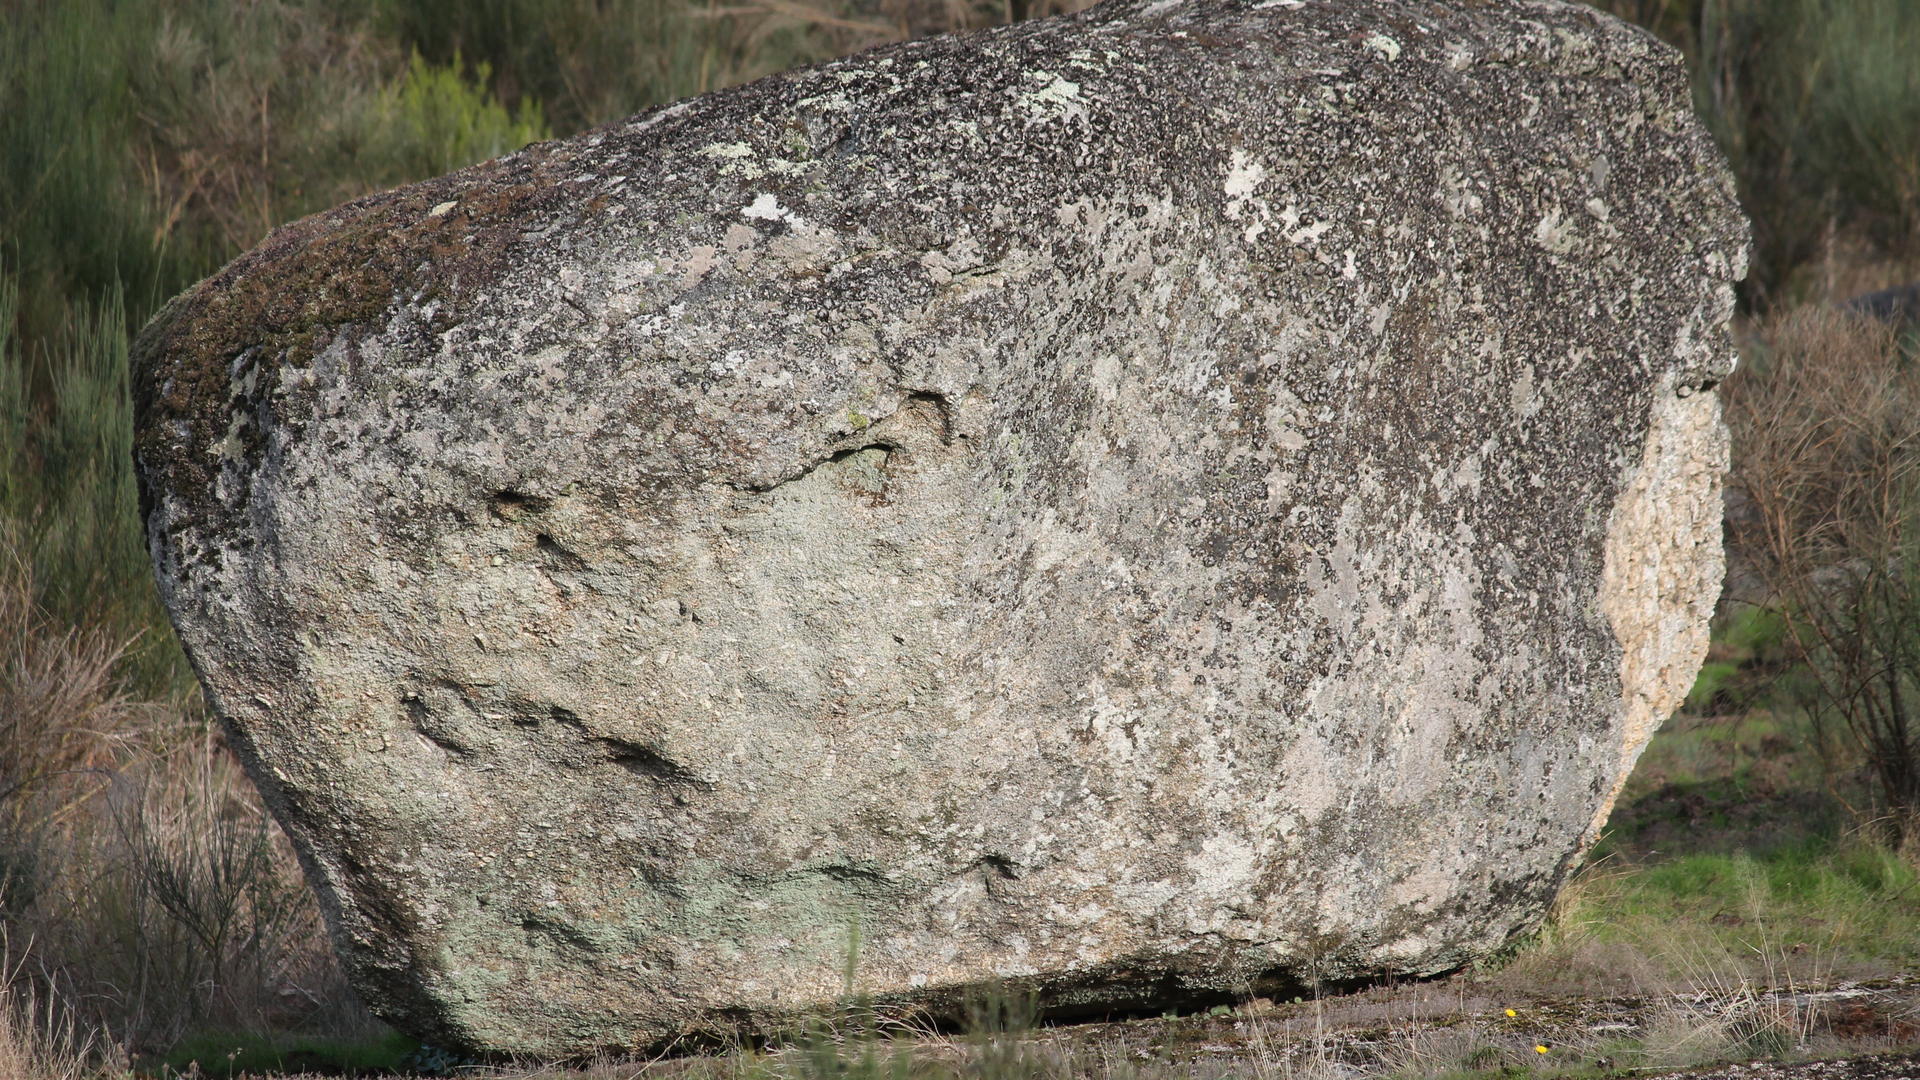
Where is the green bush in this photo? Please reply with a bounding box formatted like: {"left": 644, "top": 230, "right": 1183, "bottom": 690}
{"left": 0, "top": 0, "right": 192, "bottom": 346}
{"left": 364, "top": 0, "right": 982, "bottom": 133}
{"left": 378, "top": 50, "right": 550, "bottom": 184}
{"left": 0, "top": 277, "right": 185, "bottom": 696}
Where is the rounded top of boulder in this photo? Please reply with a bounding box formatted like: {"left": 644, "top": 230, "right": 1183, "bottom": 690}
{"left": 133, "top": 0, "right": 1745, "bottom": 1056}
{"left": 134, "top": 0, "right": 1739, "bottom": 525}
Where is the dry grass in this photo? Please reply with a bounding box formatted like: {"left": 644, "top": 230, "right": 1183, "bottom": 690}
{"left": 0, "top": 533, "right": 373, "bottom": 1070}
{"left": 0, "top": 986, "right": 101, "bottom": 1080}
{"left": 0, "top": 534, "right": 134, "bottom": 859}
{"left": 0, "top": 925, "right": 134, "bottom": 1080}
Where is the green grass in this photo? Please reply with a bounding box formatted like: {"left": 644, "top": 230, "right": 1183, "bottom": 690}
{"left": 0, "top": 0, "right": 186, "bottom": 346}
{"left": 1598, "top": 842, "right": 1920, "bottom": 963}
{"left": 1685, "top": 605, "right": 1790, "bottom": 715}
{"left": 1563, "top": 604, "right": 1920, "bottom": 983}
{"left": 150, "top": 1029, "right": 420, "bottom": 1078}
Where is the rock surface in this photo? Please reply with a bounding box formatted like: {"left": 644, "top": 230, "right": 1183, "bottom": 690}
{"left": 131, "top": 0, "right": 1746, "bottom": 1055}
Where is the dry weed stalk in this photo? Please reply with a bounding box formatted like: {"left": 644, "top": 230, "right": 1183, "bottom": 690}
{"left": 0, "top": 931, "right": 116, "bottom": 1080}
{"left": 1633, "top": 865, "right": 1826, "bottom": 1067}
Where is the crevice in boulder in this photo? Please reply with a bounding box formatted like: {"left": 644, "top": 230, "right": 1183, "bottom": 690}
{"left": 535, "top": 532, "right": 585, "bottom": 570}
{"left": 604, "top": 739, "right": 711, "bottom": 787}
{"left": 491, "top": 489, "right": 553, "bottom": 521}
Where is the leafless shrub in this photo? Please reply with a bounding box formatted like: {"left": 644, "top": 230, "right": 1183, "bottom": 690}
{"left": 86, "top": 735, "right": 327, "bottom": 1048}
{"left": 1723, "top": 308, "right": 1920, "bottom": 830}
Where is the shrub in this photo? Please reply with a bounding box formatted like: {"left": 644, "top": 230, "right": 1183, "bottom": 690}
{"left": 0, "top": 277, "right": 352, "bottom": 1053}
{"left": 375, "top": 51, "right": 550, "bottom": 184}
{"left": 0, "top": 279, "right": 182, "bottom": 695}
{"left": 1722, "top": 309, "right": 1920, "bottom": 829}
{"left": 368, "top": 0, "right": 1100, "bottom": 133}
{"left": 0, "top": 0, "right": 188, "bottom": 350}
{"left": 1, "top": 0, "right": 556, "bottom": 386}
{"left": 0, "top": 531, "right": 132, "bottom": 916}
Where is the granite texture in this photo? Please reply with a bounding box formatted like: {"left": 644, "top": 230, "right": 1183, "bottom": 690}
{"left": 131, "top": 0, "right": 1746, "bottom": 1054}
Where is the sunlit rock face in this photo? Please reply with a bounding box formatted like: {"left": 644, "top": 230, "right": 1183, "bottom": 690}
{"left": 131, "top": 0, "right": 1745, "bottom": 1056}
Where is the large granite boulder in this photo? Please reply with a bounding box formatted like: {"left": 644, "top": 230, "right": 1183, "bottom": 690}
{"left": 131, "top": 0, "right": 1745, "bottom": 1055}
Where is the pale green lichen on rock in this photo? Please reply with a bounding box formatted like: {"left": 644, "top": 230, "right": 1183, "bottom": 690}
{"left": 131, "top": 0, "right": 1746, "bottom": 1057}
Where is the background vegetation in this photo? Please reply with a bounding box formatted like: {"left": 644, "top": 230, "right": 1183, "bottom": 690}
{"left": 1, "top": 0, "right": 1919, "bottom": 1076}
